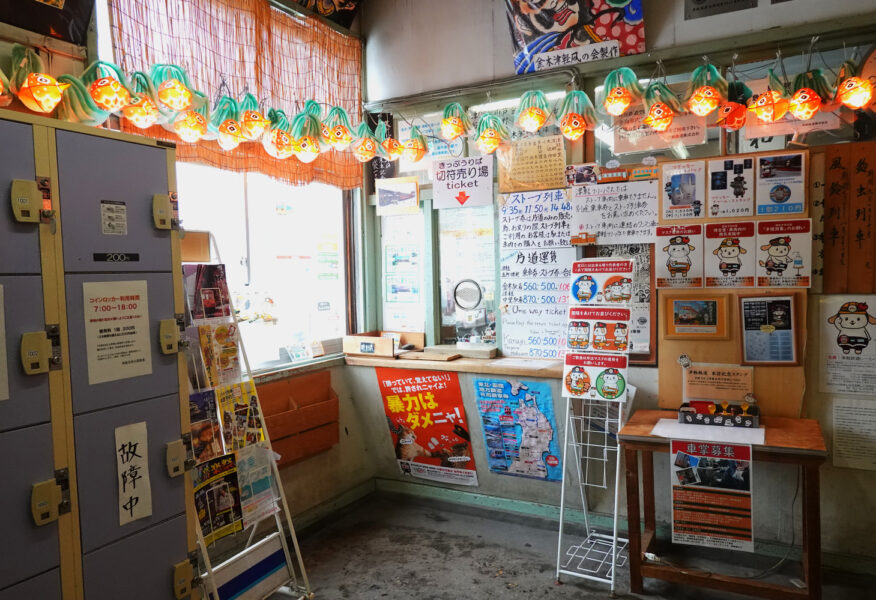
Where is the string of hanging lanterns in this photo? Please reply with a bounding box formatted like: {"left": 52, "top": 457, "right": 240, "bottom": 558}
{"left": 1, "top": 42, "right": 872, "bottom": 164}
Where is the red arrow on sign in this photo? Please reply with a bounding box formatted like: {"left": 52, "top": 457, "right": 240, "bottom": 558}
{"left": 455, "top": 191, "right": 470, "bottom": 205}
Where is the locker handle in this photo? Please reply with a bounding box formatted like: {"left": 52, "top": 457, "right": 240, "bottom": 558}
{"left": 20, "top": 331, "right": 51, "bottom": 375}
{"left": 31, "top": 479, "right": 62, "bottom": 526}
{"left": 10, "top": 179, "right": 42, "bottom": 223}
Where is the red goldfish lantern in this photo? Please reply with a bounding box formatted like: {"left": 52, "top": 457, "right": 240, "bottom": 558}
{"left": 157, "top": 78, "right": 193, "bottom": 112}
{"left": 749, "top": 90, "right": 789, "bottom": 123}
{"left": 556, "top": 91, "right": 597, "bottom": 141}
{"left": 602, "top": 67, "right": 643, "bottom": 117}
{"left": 715, "top": 102, "right": 747, "bottom": 131}
{"left": 642, "top": 81, "right": 684, "bottom": 132}
{"left": 684, "top": 63, "right": 728, "bottom": 117}
{"left": 239, "top": 93, "right": 269, "bottom": 140}
{"left": 402, "top": 126, "right": 428, "bottom": 163}
{"left": 604, "top": 87, "right": 633, "bottom": 116}
{"left": 290, "top": 107, "right": 322, "bottom": 164}
{"left": 263, "top": 128, "right": 295, "bottom": 159}
{"left": 440, "top": 102, "right": 472, "bottom": 141}
{"left": 217, "top": 119, "right": 246, "bottom": 151}
{"left": 17, "top": 73, "right": 70, "bottom": 113}
{"left": 837, "top": 76, "right": 873, "bottom": 110}
{"left": 351, "top": 122, "right": 379, "bottom": 162}
{"left": 322, "top": 107, "right": 354, "bottom": 151}
{"left": 123, "top": 96, "right": 159, "bottom": 129}
{"left": 173, "top": 110, "right": 208, "bottom": 143}
{"left": 688, "top": 86, "right": 721, "bottom": 117}
{"left": 516, "top": 91, "right": 551, "bottom": 133}
{"left": 643, "top": 102, "right": 674, "bottom": 132}
{"left": 475, "top": 113, "right": 509, "bottom": 155}
{"left": 89, "top": 76, "right": 131, "bottom": 112}
{"left": 375, "top": 121, "right": 403, "bottom": 161}
{"left": 788, "top": 87, "right": 821, "bottom": 120}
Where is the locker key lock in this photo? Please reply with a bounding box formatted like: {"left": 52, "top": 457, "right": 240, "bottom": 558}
{"left": 10, "top": 179, "right": 41, "bottom": 223}
{"left": 20, "top": 331, "right": 51, "bottom": 375}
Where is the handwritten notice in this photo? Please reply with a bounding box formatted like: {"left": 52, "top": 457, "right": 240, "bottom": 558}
{"left": 83, "top": 280, "right": 152, "bottom": 385}
{"left": 755, "top": 219, "right": 812, "bottom": 288}
{"left": 819, "top": 295, "right": 876, "bottom": 395}
{"left": 662, "top": 161, "right": 707, "bottom": 220}
{"left": 833, "top": 397, "right": 876, "bottom": 471}
{"left": 115, "top": 422, "right": 153, "bottom": 526}
{"left": 433, "top": 156, "right": 493, "bottom": 209}
{"left": 570, "top": 180, "right": 658, "bottom": 245}
{"left": 0, "top": 285, "right": 8, "bottom": 401}
{"left": 563, "top": 352, "right": 628, "bottom": 402}
{"left": 497, "top": 135, "right": 567, "bottom": 193}
{"left": 708, "top": 156, "right": 754, "bottom": 218}
{"left": 499, "top": 189, "right": 571, "bottom": 250}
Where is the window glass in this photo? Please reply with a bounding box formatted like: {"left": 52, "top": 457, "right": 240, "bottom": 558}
{"left": 177, "top": 164, "right": 347, "bottom": 372}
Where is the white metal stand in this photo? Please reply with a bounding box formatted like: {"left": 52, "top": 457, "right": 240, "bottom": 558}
{"left": 555, "top": 397, "right": 629, "bottom": 597}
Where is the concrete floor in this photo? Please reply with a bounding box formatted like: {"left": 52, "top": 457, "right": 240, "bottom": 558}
{"left": 275, "top": 493, "right": 875, "bottom": 600}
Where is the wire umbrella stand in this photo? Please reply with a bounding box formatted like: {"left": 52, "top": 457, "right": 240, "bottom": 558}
{"left": 555, "top": 396, "right": 629, "bottom": 597}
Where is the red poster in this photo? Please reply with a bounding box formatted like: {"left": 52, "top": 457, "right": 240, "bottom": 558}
{"left": 376, "top": 368, "right": 478, "bottom": 486}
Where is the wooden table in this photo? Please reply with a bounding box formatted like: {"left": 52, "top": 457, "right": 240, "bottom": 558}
{"left": 618, "top": 410, "right": 827, "bottom": 600}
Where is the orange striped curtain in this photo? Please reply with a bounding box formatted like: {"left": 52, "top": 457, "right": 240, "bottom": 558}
{"left": 107, "top": 0, "right": 362, "bottom": 189}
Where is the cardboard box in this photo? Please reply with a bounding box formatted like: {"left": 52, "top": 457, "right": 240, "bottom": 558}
{"left": 342, "top": 330, "right": 426, "bottom": 357}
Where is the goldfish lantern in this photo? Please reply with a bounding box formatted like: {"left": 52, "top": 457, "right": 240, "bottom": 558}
{"left": 0, "top": 66, "right": 12, "bottom": 107}
{"left": 515, "top": 90, "right": 551, "bottom": 133}
{"left": 602, "top": 67, "right": 643, "bottom": 116}
{"left": 322, "top": 106, "right": 354, "bottom": 151}
{"left": 80, "top": 61, "right": 136, "bottom": 113}
{"left": 375, "top": 120, "right": 403, "bottom": 161}
{"left": 54, "top": 74, "right": 113, "bottom": 127}
{"left": 150, "top": 64, "right": 198, "bottom": 112}
{"left": 642, "top": 81, "right": 685, "bottom": 132}
{"left": 9, "top": 45, "right": 69, "bottom": 113}
{"left": 208, "top": 96, "right": 245, "bottom": 151}
{"left": 173, "top": 110, "right": 208, "bottom": 143}
{"left": 440, "top": 102, "right": 472, "bottom": 141}
{"left": 261, "top": 109, "right": 295, "bottom": 159}
{"left": 834, "top": 60, "right": 874, "bottom": 110}
{"left": 715, "top": 80, "right": 752, "bottom": 131}
{"left": 351, "top": 122, "right": 379, "bottom": 162}
{"left": 402, "top": 126, "right": 429, "bottom": 163}
{"left": 475, "top": 113, "right": 509, "bottom": 155}
{"left": 685, "top": 62, "right": 728, "bottom": 117}
{"left": 238, "top": 93, "right": 269, "bottom": 140}
{"left": 749, "top": 89, "right": 790, "bottom": 123}
{"left": 788, "top": 88, "right": 820, "bottom": 120}
{"left": 123, "top": 71, "right": 161, "bottom": 129}
{"left": 290, "top": 102, "right": 323, "bottom": 163}
{"left": 789, "top": 69, "right": 834, "bottom": 120}
{"left": 556, "top": 90, "right": 597, "bottom": 141}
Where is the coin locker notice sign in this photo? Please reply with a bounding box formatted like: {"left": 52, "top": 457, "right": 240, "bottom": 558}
{"left": 0, "top": 285, "right": 8, "bottom": 401}
{"left": 83, "top": 280, "right": 152, "bottom": 385}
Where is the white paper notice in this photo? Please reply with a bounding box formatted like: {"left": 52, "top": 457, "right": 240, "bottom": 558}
{"left": 833, "top": 397, "right": 876, "bottom": 471}
{"left": 83, "top": 280, "right": 153, "bottom": 385}
{"left": 432, "top": 156, "right": 493, "bottom": 209}
{"left": 662, "top": 161, "right": 707, "bottom": 220}
{"left": 0, "top": 285, "right": 8, "bottom": 401}
{"left": 570, "top": 180, "right": 658, "bottom": 245}
{"left": 819, "top": 295, "right": 876, "bottom": 395}
{"left": 756, "top": 152, "right": 806, "bottom": 216}
{"left": 708, "top": 157, "right": 754, "bottom": 218}
{"left": 115, "top": 421, "right": 153, "bottom": 526}
{"left": 651, "top": 419, "right": 765, "bottom": 445}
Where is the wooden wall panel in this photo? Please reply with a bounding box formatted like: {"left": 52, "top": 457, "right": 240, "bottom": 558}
{"left": 848, "top": 143, "right": 876, "bottom": 293}
{"left": 823, "top": 145, "right": 851, "bottom": 292}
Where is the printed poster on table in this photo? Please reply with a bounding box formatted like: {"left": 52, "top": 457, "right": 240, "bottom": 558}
{"left": 671, "top": 440, "right": 754, "bottom": 552}
{"left": 183, "top": 264, "right": 232, "bottom": 320}
{"left": 662, "top": 161, "right": 706, "bottom": 220}
{"left": 0, "top": 285, "right": 7, "bottom": 401}
{"left": 656, "top": 225, "right": 703, "bottom": 288}
{"left": 189, "top": 390, "right": 225, "bottom": 465}
{"left": 474, "top": 378, "right": 562, "bottom": 481}
{"left": 505, "top": 0, "right": 644, "bottom": 74}
{"left": 570, "top": 180, "right": 658, "bottom": 245}
{"left": 198, "top": 323, "right": 242, "bottom": 387}
{"left": 497, "top": 135, "right": 567, "bottom": 193}
{"left": 193, "top": 454, "right": 244, "bottom": 545}
{"left": 433, "top": 156, "right": 493, "bottom": 209}
{"left": 567, "top": 306, "right": 631, "bottom": 353}
{"left": 708, "top": 157, "right": 754, "bottom": 218}
{"left": 819, "top": 295, "right": 876, "bottom": 395}
{"left": 756, "top": 153, "right": 806, "bottom": 215}
{"left": 563, "top": 353, "right": 628, "bottom": 401}
{"left": 115, "top": 421, "right": 152, "bottom": 526}
{"left": 216, "top": 380, "right": 265, "bottom": 451}
{"left": 376, "top": 368, "right": 478, "bottom": 486}
{"left": 237, "top": 444, "right": 280, "bottom": 529}
{"left": 704, "top": 222, "right": 756, "bottom": 288}
{"left": 569, "top": 258, "right": 635, "bottom": 306}
{"left": 755, "top": 219, "right": 812, "bottom": 288}
{"left": 83, "top": 280, "right": 152, "bottom": 385}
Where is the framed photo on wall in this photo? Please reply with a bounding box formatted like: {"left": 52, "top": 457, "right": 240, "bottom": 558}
{"left": 738, "top": 294, "right": 798, "bottom": 365}
{"left": 663, "top": 293, "right": 730, "bottom": 340}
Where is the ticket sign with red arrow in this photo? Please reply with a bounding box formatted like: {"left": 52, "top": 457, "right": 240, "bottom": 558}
{"left": 433, "top": 155, "right": 494, "bottom": 209}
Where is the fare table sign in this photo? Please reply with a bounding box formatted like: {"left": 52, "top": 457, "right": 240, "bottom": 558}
{"left": 432, "top": 156, "right": 493, "bottom": 209}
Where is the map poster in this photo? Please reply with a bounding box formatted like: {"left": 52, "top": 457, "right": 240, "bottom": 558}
{"left": 708, "top": 156, "right": 755, "bottom": 218}
{"left": 376, "top": 368, "right": 478, "bottom": 486}
{"left": 563, "top": 353, "right": 629, "bottom": 402}
{"left": 662, "top": 161, "right": 706, "bottom": 220}
{"left": 704, "top": 222, "right": 756, "bottom": 288}
{"left": 755, "top": 219, "right": 812, "bottom": 288}
{"left": 655, "top": 225, "right": 703, "bottom": 289}
{"left": 756, "top": 152, "right": 806, "bottom": 216}
{"left": 819, "top": 295, "right": 876, "bottom": 395}
{"left": 671, "top": 440, "right": 754, "bottom": 552}
{"left": 193, "top": 454, "right": 244, "bottom": 545}
{"left": 570, "top": 180, "right": 659, "bottom": 245}
{"left": 473, "top": 378, "right": 562, "bottom": 481}
{"left": 432, "top": 156, "right": 493, "bottom": 209}
{"left": 569, "top": 258, "right": 635, "bottom": 306}
{"left": 567, "top": 306, "right": 631, "bottom": 353}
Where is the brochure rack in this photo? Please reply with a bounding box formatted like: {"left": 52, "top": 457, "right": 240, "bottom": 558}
{"left": 185, "top": 233, "right": 311, "bottom": 600}
{"left": 555, "top": 397, "right": 630, "bottom": 596}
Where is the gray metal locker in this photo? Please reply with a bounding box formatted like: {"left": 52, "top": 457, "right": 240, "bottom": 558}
{"left": 83, "top": 513, "right": 187, "bottom": 600}
{"left": 74, "top": 393, "right": 186, "bottom": 553}
{"left": 55, "top": 129, "right": 172, "bottom": 273}
{"left": 0, "top": 568, "right": 61, "bottom": 600}
{"left": 0, "top": 423, "right": 61, "bottom": 590}
{"left": 64, "top": 272, "right": 178, "bottom": 414}
{"left": 0, "top": 118, "right": 40, "bottom": 275}
{"left": 0, "top": 275, "right": 51, "bottom": 432}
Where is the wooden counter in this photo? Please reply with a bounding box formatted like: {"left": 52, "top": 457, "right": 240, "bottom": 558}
{"left": 344, "top": 355, "right": 563, "bottom": 378}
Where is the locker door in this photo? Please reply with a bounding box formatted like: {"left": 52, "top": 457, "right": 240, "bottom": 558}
{"left": 0, "top": 118, "right": 40, "bottom": 274}
{"left": 0, "top": 424, "right": 61, "bottom": 590}
{"left": 65, "top": 272, "right": 178, "bottom": 414}
{"left": 55, "top": 130, "right": 172, "bottom": 273}
{"left": 0, "top": 569, "right": 61, "bottom": 600}
{"left": 74, "top": 393, "right": 185, "bottom": 553}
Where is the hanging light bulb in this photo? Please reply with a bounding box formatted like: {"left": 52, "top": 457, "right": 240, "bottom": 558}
{"left": 440, "top": 102, "right": 472, "bottom": 141}
{"left": 602, "top": 67, "right": 643, "bottom": 117}
{"left": 402, "top": 125, "right": 428, "bottom": 163}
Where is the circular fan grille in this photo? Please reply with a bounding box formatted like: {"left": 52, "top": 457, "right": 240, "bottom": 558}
{"left": 454, "top": 279, "right": 482, "bottom": 310}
